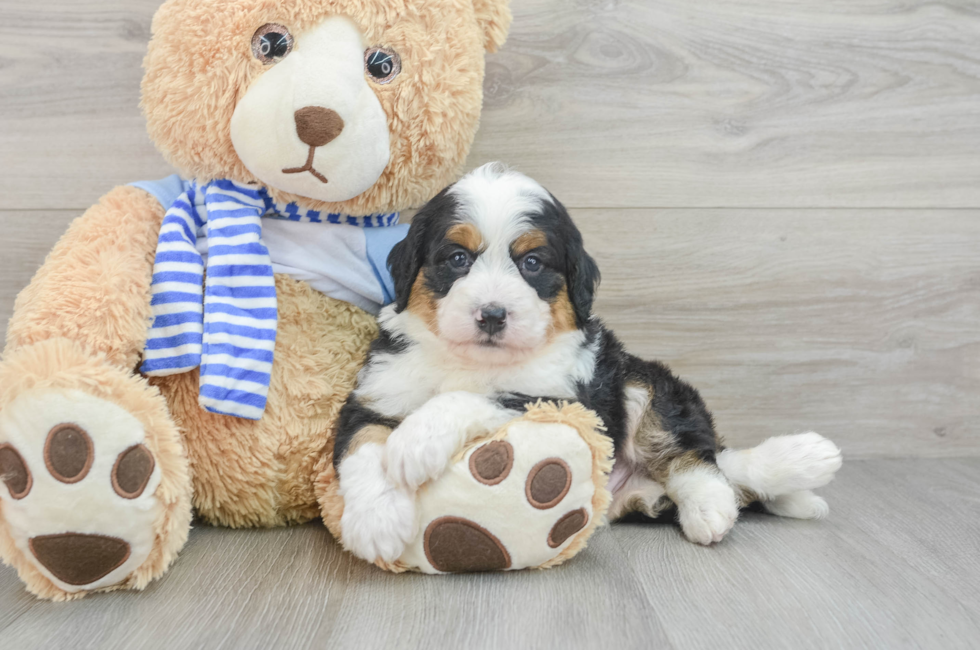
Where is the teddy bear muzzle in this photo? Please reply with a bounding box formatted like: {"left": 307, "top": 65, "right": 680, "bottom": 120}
{"left": 230, "top": 16, "right": 391, "bottom": 203}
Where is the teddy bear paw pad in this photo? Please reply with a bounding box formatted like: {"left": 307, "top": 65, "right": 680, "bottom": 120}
{"left": 424, "top": 517, "right": 511, "bottom": 572}
{"left": 0, "top": 389, "right": 162, "bottom": 593}
{"left": 402, "top": 420, "right": 599, "bottom": 573}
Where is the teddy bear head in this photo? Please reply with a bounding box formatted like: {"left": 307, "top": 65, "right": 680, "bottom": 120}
{"left": 142, "top": 0, "right": 511, "bottom": 216}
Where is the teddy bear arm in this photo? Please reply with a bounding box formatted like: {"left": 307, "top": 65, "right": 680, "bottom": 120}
{"left": 6, "top": 186, "right": 164, "bottom": 369}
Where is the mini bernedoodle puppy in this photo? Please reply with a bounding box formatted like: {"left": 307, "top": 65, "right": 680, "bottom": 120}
{"left": 334, "top": 163, "right": 842, "bottom": 564}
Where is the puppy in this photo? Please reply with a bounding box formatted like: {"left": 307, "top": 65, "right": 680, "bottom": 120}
{"left": 334, "top": 163, "right": 842, "bottom": 564}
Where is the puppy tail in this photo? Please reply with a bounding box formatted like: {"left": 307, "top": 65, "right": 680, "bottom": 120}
{"left": 717, "top": 432, "right": 842, "bottom": 519}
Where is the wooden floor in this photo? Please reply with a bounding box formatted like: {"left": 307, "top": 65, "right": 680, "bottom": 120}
{"left": 1, "top": 459, "right": 978, "bottom": 649}
{"left": 1, "top": 0, "right": 979, "bottom": 647}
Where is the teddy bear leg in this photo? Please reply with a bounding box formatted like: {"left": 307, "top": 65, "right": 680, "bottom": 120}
{"left": 0, "top": 339, "right": 193, "bottom": 601}
{"left": 0, "top": 186, "right": 192, "bottom": 600}
{"left": 316, "top": 402, "right": 613, "bottom": 574}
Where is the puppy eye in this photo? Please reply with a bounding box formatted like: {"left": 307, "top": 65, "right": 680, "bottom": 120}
{"left": 521, "top": 255, "right": 542, "bottom": 275}
{"left": 448, "top": 251, "right": 471, "bottom": 269}
{"left": 252, "top": 24, "right": 293, "bottom": 64}
{"left": 365, "top": 47, "right": 402, "bottom": 84}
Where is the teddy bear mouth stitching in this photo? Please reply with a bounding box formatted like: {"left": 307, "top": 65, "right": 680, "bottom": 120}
{"left": 282, "top": 106, "right": 345, "bottom": 184}
{"left": 282, "top": 146, "right": 330, "bottom": 184}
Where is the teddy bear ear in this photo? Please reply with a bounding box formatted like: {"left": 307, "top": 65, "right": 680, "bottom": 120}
{"left": 472, "top": 0, "right": 513, "bottom": 53}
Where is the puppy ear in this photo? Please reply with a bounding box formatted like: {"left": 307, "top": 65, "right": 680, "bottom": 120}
{"left": 388, "top": 220, "right": 426, "bottom": 313}
{"left": 546, "top": 192, "right": 601, "bottom": 327}
{"left": 388, "top": 187, "right": 457, "bottom": 312}
{"left": 472, "top": 0, "right": 512, "bottom": 53}
{"left": 567, "top": 242, "right": 601, "bottom": 328}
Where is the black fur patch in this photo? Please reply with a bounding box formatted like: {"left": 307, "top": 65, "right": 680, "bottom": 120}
{"left": 495, "top": 392, "right": 565, "bottom": 412}
{"left": 333, "top": 398, "right": 402, "bottom": 468}
{"left": 388, "top": 189, "right": 462, "bottom": 312}
{"left": 526, "top": 194, "right": 601, "bottom": 327}
{"left": 572, "top": 320, "right": 720, "bottom": 459}
{"left": 421, "top": 243, "right": 474, "bottom": 300}
{"left": 514, "top": 247, "right": 566, "bottom": 303}
{"left": 370, "top": 327, "right": 411, "bottom": 356}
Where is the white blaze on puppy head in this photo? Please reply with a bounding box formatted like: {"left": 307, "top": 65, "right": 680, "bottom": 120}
{"left": 386, "top": 163, "right": 601, "bottom": 365}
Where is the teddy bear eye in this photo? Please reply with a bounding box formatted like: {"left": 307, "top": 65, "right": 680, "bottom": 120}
{"left": 252, "top": 24, "right": 294, "bottom": 65}
{"left": 364, "top": 47, "right": 401, "bottom": 84}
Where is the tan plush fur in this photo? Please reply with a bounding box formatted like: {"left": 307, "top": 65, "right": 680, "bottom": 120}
{"left": 5, "top": 186, "right": 164, "bottom": 368}
{"left": 143, "top": 0, "right": 510, "bottom": 217}
{"left": 154, "top": 276, "right": 377, "bottom": 528}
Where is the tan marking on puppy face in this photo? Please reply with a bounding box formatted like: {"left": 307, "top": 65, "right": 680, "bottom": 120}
{"left": 511, "top": 230, "right": 548, "bottom": 257}
{"left": 345, "top": 424, "right": 394, "bottom": 459}
{"left": 548, "top": 287, "right": 578, "bottom": 337}
{"left": 446, "top": 223, "right": 484, "bottom": 252}
{"left": 408, "top": 274, "right": 440, "bottom": 334}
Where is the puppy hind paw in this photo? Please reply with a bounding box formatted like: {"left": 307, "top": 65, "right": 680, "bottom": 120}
{"left": 341, "top": 505, "right": 415, "bottom": 564}
{"left": 763, "top": 490, "right": 830, "bottom": 520}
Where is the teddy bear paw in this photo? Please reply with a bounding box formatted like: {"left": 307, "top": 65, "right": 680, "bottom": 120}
{"left": 397, "top": 419, "right": 602, "bottom": 573}
{"left": 0, "top": 389, "right": 163, "bottom": 593}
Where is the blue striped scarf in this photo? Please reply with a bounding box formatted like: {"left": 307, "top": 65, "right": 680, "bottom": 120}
{"left": 141, "top": 179, "right": 397, "bottom": 420}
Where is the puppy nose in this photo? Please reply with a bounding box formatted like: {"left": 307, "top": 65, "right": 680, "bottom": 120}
{"left": 478, "top": 305, "right": 507, "bottom": 336}
{"left": 294, "top": 107, "right": 345, "bottom": 148}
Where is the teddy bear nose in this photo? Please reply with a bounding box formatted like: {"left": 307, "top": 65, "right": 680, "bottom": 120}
{"left": 294, "top": 106, "right": 345, "bottom": 148}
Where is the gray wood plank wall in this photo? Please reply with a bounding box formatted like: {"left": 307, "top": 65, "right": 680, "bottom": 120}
{"left": 0, "top": 0, "right": 977, "bottom": 458}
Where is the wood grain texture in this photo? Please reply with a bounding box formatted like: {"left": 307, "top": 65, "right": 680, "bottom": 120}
{"left": 1, "top": 459, "right": 978, "bottom": 649}
{"left": 0, "top": 1, "right": 170, "bottom": 211}
{"left": 2, "top": 1, "right": 980, "bottom": 209}
{"left": 472, "top": 0, "right": 980, "bottom": 208}
{"left": 616, "top": 459, "right": 980, "bottom": 650}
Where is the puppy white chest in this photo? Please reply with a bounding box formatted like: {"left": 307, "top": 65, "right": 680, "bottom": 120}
{"left": 356, "top": 329, "right": 596, "bottom": 418}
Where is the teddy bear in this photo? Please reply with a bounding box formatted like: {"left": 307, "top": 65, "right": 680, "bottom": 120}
{"left": 0, "top": 0, "right": 616, "bottom": 601}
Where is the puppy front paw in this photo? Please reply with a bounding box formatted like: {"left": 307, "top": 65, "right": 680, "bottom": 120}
{"left": 339, "top": 444, "right": 417, "bottom": 564}
{"left": 385, "top": 413, "right": 460, "bottom": 491}
{"left": 674, "top": 474, "right": 739, "bottom": 546}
